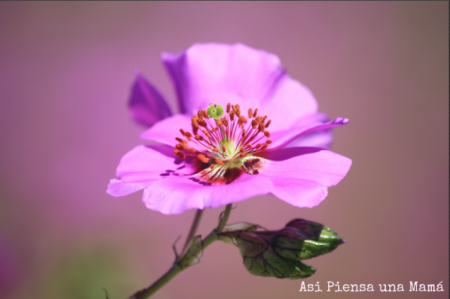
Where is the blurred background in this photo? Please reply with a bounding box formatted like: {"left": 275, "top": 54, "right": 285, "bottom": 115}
{"left": 0, "top": 2, "right": 448, "bottom": 299}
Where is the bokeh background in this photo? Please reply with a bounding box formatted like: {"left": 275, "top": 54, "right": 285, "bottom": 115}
{"left": 0, "top": 2, "right": 448, "bottom": 299}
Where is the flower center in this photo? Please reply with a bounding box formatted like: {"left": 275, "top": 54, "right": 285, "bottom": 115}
{"left": 173, "top": 103, "right": 272, "bottom": 185}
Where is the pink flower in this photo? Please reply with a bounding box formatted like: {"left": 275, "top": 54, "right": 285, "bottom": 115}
{"left": 107, "top": 43, "right": 351, "bottom": 215}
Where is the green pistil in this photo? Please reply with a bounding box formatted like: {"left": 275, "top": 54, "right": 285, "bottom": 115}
{"left": 207, "top": 104, "right": 224, "bottom": 120}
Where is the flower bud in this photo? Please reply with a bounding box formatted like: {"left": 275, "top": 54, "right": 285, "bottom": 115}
{"left": 285, "top": 219, "right": 344, "bottom": 252}
{"left": 218, "top": 219, "right": 345, "bottom": 279}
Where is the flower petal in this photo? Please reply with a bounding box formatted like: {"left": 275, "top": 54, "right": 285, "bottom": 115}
{"left": 129, "top": 70, "right": 172, "bottom": 128}
{"left": 140, "top": 114, "right": 192, "bottom": 145}
{"left": 259, "top": 147, "right": 352, "bottom": 208}
{"left": 257, "top": 72, "right": 318, "bottom": 131}
{"left": 106, "top": 144, "right": 185, "bottom": 197}
{"left": 141, "top": 174, "right": 274, "bottom": 215}
{"left": 270, "top": 117, "right": 350, "bottom": 149}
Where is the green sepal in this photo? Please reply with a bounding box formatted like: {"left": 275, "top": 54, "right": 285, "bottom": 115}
{"left": 177, "top": 235, "right": 203, "bottom": 270}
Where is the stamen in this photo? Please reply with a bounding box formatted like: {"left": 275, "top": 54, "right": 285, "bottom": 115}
{"left": 197, "top": 154, "right": 209, "bottom": 163}
{"left": 173, "top": 150, "right": 185, "bottom": 160}
{"left": 174, "top": 103, "right": 273, "bottom": 185}
{"left": 176, "top": 137, "right": 187, "bottom": 144}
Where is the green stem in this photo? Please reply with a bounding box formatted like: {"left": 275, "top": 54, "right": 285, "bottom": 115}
{"left": 127, "top": 264, "right": 182, "bottom": 299}
{"left": 216, "top": 204, "right": 232, "bottom": 233}
{"left": 128, "top": 204, "right": 232, "bottom": 299}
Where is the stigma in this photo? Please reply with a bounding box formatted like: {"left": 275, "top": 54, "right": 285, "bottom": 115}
{"left": 173, "top": 103, "right": 272, "bottom": 184}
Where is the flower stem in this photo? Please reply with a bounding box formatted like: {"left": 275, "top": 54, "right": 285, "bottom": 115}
{"left": 127, "top": 264, "right": 182, "bottom": 299}
{"left": 179, "top": 209, "right": 204, "bottom": 259}
{"left": 128, "top": 204, "right": 233, "bottom": 299}
{"left": 216, "top": 204, "right": 232, "bottom": 233}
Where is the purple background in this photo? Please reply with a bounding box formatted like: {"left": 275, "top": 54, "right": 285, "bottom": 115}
{"left": 0, "top": 2, "right": 448, "bottom": 299}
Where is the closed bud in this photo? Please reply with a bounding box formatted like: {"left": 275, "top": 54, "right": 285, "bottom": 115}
{"left": 285, "top": 219, "right": 344, "bottom": 251}
{"left": 218, "top": 219, "right": 345, "bottom": 279}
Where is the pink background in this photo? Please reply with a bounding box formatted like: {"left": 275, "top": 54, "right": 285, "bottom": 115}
{"left": 0, "top": 2, "right": 448, "bottom": 299}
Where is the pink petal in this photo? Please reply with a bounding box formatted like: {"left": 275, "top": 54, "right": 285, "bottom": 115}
{"left": 140, "top": 114, "right": 192, "bottom": 145}
{"left": 257, "top": 72, "right": 318, "bottom": 131}
{"left": 270, "top": 113, "right": 333, "bottom": 149}
{"left": 259, "top": 147, "right": 352, "bottom": 208}
{"left": 267, "top": 177, "right": 329, "bottom": 208}
{"left": 270, "top": 117, "right": 350, "bottom": 149}
{"left": 162, "top": 43, "right": 318, "bottom": 131}
{"left": 129, "top": 70, "right": 172, "bottom": 128}
{"left": 107, "top": 144, "right": 184, "bottom": 197}
{"left": 141, "top": 174, "right": 274, "bottom": 215}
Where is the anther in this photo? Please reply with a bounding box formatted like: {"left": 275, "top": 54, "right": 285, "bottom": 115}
{"left": 242, "top": 129, "right": 246, "bottom": 138}
{"left": 266, "top": 140, "right": 272, "bottom": 144}
{"left": 253, "top": 108, "right": 258, "bottom": 118}
{"left": 173, "top": 150, "right": 186, "bottom": 160}
{"left": 226, "top": 103, "right": 230, "bottom": 113}
{"left": 197, "top": 154, "right": 209, "bottom": 163}
{"left": 198, "top": 119, "right": 207, "bottom": 127}
{"left": 195, "top": 135, "right": 204, "bottom": 141}
{"left": 215, "top": 159, "right": 224, "bottom": 165}
{"left": 215, "top": 119, "right": 223, "bottom": 126}
{"left": 265, "top": 120, "right": 271, "bottom": 128}
{"left": 212, "top": 148, "right": 220, "bottom": 153}
{"left": 253, "top": 170, "right": 259, "bottom": 175}
{"left": 239, "top": 115, "right": 247, "bottom": 124}
{"left": 222, "top": 145, "right": 226, "bottom": 152}
{"left": 264, "top": 131, "right": 271, "bottom": 138}
{"left": 258, "top": 123, "right": 265, "bottom": 132}
{"left": 202, "top": 129, "right": 210, "bottom": 136}
{"left": 222, "top": 118, "right": 229, "bottom": 127}
{"left": 185, "top": 132, "right": 192, "bottom": 138}
{"left": 229, "top": 111, "right": 235, "bottom": 121}
{"left": 255, "top": 144, "right": 262, "bottom": 149}
{"left": 210, "top": 164, "right": 215, "bottom": 169}
{"left": 186, "top": 147, "right": 196, "bottom": 153}
{"left": 260, "top": 144, "right": 268, "bottom": 151}
{"left": 180, "top": 128, "right": 186, "bottom": 136}
{"left": 251, "top": 119, "right": 257, "bottom": 129}
{"left": 248, "top": 109, "right": 253, "bottom": 118}
{"left": 175, "top": 137, "right": 187, "bottom": 144}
